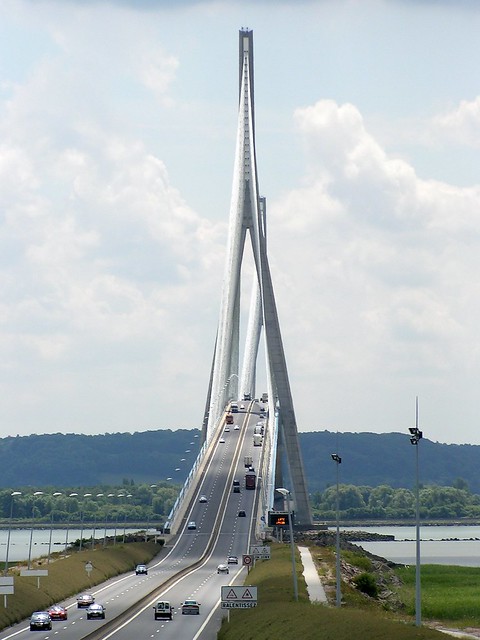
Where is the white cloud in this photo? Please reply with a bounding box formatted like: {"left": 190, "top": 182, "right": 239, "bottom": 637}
{"left": 432, "top": 96, "right": 480, "bottom": 147}
{"left": 269, "top": 99, "right": 480, "bottom": 439}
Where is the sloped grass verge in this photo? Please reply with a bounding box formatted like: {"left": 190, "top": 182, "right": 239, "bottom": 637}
{"left": 218, "top": 544, "right": 447, "bottom": 640}
{"left": 0, "top": 542, "right": 160, "bottom": 630}
{"left": 396, "top": 564, "right": 480, "bottom": 627}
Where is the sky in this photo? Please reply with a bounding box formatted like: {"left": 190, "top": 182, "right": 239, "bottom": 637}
{"left": 1, "top": 0, "right": 480, "bottom": 445}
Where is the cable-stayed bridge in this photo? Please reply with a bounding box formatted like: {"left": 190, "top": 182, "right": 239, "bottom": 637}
{"left": 167, "top": 30, "right": 312, "bottom": 534}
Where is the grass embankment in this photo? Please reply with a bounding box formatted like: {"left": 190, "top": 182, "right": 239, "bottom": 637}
{"left": 0, "top": 541, "right": 160, "bottom": 630}
{"left": 397, "top": 564, "right": 480, "bottom": 627}
{"left": 218, "top": 544, "right": 452, "bottom": 640}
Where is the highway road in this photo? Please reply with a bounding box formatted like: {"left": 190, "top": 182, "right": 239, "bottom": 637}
{"left": 0, "top": 402, "right": 267, "bottom": 640}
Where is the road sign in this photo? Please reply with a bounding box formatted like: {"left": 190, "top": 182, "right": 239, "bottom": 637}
{"left": 242, "top": 554, "right": 253, "bottom": 566}
{"left": 0, "top": 578, "right": 13, "bottom": 586}
{"left": 0, "top": 578, "right": 14, "bottom": 595}
{"left": 20, "top": 570, "right": 48, "bottom": 577}
{"left": 250, "top": 545, "right": 270, "bottom": 559}
{"left": 85, "top": 561, "right": 93, "bottom": 576}
{"left": 221, "top": 585, "right": 258, "bottom": 606}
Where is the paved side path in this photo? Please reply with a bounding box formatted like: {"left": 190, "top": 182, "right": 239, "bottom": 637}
{"left": 298, "top": 545, "right": 328, "bottom": 603}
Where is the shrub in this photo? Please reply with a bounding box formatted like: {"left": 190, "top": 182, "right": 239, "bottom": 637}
{"left": 353, "top": 572, "right": 379, "bottom": 598}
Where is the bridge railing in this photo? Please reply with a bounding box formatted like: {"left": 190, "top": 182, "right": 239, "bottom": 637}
{"left": 164, "top": 437, "right": 209, "bottom": 532}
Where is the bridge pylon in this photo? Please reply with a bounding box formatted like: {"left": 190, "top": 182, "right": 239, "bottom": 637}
{"left": 204, "top": 30, "right": 312, "bottom": 527}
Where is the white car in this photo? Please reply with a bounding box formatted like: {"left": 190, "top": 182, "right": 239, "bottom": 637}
{"left": 234, "top": 425, "right": 240, "bottom": 430}
{"left": 219, "top": 438, "right": 225, "bottom": 443}
{"left": 227, "top": 555, "right": 238, "bottom": 564}
{"left": 187, "top": 521, "right": 197, "bottom": 530}
{"left": 217, "top": 564, "right": 229, "bottom": 574}
{"left": 224, "top": 427, "right": 230, "bottom": 432}
{"left": 199, "top": 495, "right": 208, "bottom": 503}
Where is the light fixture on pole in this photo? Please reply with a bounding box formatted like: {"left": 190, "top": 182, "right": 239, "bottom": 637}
{"left": 409, "top": 396, "right": 423, "bottom": 627}
{"left": 28, "top": 492, "right": 44, "bottom": 569}
{"left": 4, "top": 492, "right": 22, "bottom": 575}
{"left": 47, "top": 492, "right": 63, "bottom": 564}
{"left": 275, "top": 487, "right": 298, "bottom": 602}
{"left": 331, "top": 453, "right": 342, "bottom": 607}
{"left": 64, "top": 492, "right": 78, "bottom": 555}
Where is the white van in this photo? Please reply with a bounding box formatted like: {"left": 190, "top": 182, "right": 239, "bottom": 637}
{"left": 153, "top": 601, "right": 173, "bottom": 620}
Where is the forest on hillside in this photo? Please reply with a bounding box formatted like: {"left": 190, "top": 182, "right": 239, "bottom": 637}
{"left": 1, "top": 429, "right": 480, "bottom": 494}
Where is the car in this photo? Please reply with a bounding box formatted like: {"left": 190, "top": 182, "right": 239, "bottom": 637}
{"left": 199, "top": 495, "right": 208, "bottom": 503}
{"left": 217, "top": 563, "right": 229, "bottom": 574}
{"left": 181, "top": 599, "right": 200, "bottom": 615}
{"left": 224, "top": 426, "right": 230, "bottom": 432}
{"left": 86, "top": 603, "right": 106, "bottom": 620}
{"left": 30, "top": 612, "right": 52, "bottom": 631}
{"left": 77, "top": 593, "right": 95, "bottom": 608}
{"left": 260, "top": 406, "right": 265, "bottom": 412}
{"left": 234, "top": 425, "right": 240, "bottom": 430}
{"left": 187, "top": 521, "right": 197, "bottom": 530}
{"left": 240, "top": 404, "right": 245, "bottom": 410}
{"left": 238, "top": 510, "right": 246, "bottom": 517}
{"left": 227, "top": 555, "right": 238, "bottom": 564}
{"left": 219, "top": 438, "right": 225, "bottom": 443}
{"left": 135, "top": 564, "right": 148, "bottom": 575}
{"left": 233, "top": 486, "right": 240, "bottom": 493}
{"left": 47, "top": 605, "right": 68, "bottom": 621}
{"left": 248, "top": 466, "right": 255, "bottom": 472}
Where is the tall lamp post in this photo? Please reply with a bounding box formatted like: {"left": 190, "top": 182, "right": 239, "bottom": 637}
{"left": 47, "top": 492, "right": 63, "bottom": 564}
{"left": 275, "top": 487, "right": 298, "bottom": 602}
{"left": 79, "top": 493, "right": 92, "bottom": 552}
{"left": 64, "top": 492, "right": 78, "bottom": 555}
{"left": 409, "top": 397, "right": 423, "bottom": 628}
{"left": 331, "top": 453, "right": 342, "bottom": 607}
{"left": 4, "top": 491, "right": 22, "bottom": 575}
{"left": 27, "top": 491, "right": 44, "bottom": 569}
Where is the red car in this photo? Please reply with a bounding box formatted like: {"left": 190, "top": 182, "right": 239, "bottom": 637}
{"left": 48, "top": 605, "right": 68, "bottom": 620}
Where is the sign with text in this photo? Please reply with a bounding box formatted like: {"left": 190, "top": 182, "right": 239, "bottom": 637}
{"left": 250, "top": 545, "right": 270, "bottom": 560}
{"left": 221, "top": 585, "right": 258, "bottom": 609}
{"left": 0, "top": 577, "right": 14, "bottom": 595}
{"left": 20, "top": 570, "right": 48, "bottom": 577}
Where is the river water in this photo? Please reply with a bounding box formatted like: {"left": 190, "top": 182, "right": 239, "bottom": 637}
{"left": 334, "top": 525, "right": 480, "bottom": 566}
{"left": 0, "top": 527, "right": 148, "bottom": 563}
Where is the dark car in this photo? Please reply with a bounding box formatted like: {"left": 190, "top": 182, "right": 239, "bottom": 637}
{"left": 30, "top": 612, "right": 52, "bottom": 631}
{"left": 77, "top": 593, "right": 95, "bottom": 608}
{"left": 86, "top": 603, "right": 106, "bottom": 620}
{"left": 47, "top": 605, "right": 68, "bottom": 620}
{"left": 238, "top": 510, "right": 246, "bottom": 517}
{"left": 135, "top": 564, "right": 148, "bottom": 575}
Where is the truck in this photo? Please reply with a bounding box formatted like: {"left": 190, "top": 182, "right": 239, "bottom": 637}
{"left": 254, "top": 424, "right": 264, "bottom": 435}
{"left": 153, "top": 601, "right": 174, "bottom": 620}
{"left": 244, "top": 455, "right": 253, "bottom": 468}
{"left": 245, "top": 471, "right": 256, "bottom": 489}
{"left": 253, "top": 433, "right": 263, "bottom": 446}
{"left": 225, "top": 413, "right": 234, "bottom": 424}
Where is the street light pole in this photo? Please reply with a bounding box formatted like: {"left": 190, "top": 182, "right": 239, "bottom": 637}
{"left": 4, "top": 492, "right": 22, "bottom": 575}
{"left": 409, "top": 397, "right": 423, "bottom": 627}
{"left": 64, "top": 492, "right": 78, "bottom": 555}
{"left": 331, "top": 453, "right": 342, "bottom": 607}
{"left": 48, "top": 492, "right": 63, "bottom": 564}
{"left": 28, "top": 492, "right": 44, "bottom": 569}
{"left": 275, "top": 487, "right": 298, "bottom": 602}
